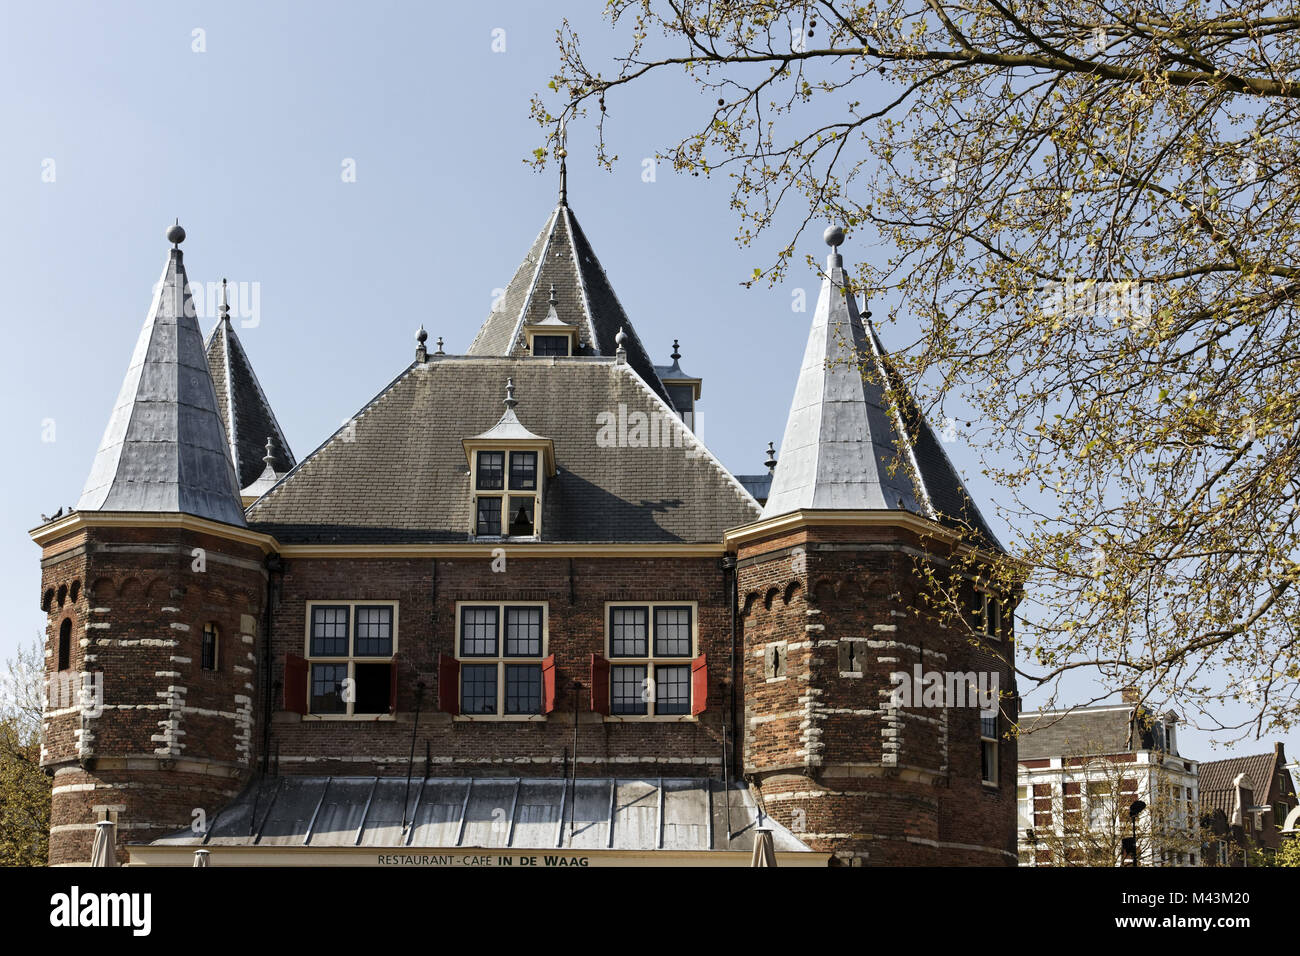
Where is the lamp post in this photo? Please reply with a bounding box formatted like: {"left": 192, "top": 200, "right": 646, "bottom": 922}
{"left": 1124, "top": 799, "right": 1147, "bottom": 866}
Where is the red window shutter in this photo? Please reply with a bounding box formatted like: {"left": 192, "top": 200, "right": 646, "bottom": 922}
{"left": 438, "top": 654, "right": 459, "bottom": 715}
{"left": 283, "top": 654, "right": 308, "bottom": 715}
{"left": 590, "top": 654, "right": 610, "bottom": 715}
{"left": 691, "top": 653, "right": 708, "bottom": 716}
{"left": 388, "top": 658, "right": 399, "bottom": 714}
{"left": 542, "top": 654, "right": 557, "bottom": 714}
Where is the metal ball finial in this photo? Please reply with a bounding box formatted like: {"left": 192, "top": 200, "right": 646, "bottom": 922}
{"left": 167, "top": 220, "right": 186, "bottom": 246}
{"left": 823, "top": 225, "right": 845, "bottom": 248}
{"left": 416, "top": 325, "right": 428, "bottom": 345}
{"left": 615, "top": 326, "right": 628, "bottom": 348}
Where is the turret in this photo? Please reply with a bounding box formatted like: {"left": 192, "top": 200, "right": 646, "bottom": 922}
{"left": 728, "top": 227, "right": 1018, "bottom": 866}
{"left": 33, "top": 223, "right": 271, "bottom": 864}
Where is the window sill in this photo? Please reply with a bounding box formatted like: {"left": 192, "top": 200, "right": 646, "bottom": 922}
{"left": 453, "top": 714, "right": 547, "bottom": 723}
{"left": 602, "top": 714, "right": 700, "bottom": 724}
{"left": 471, "top": 535, "right": 541, "bottom": 544}
{"left": 301, "top": 713, "right": 398, "bottom": 722}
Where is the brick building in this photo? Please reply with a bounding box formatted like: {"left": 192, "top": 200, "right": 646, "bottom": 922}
{"left": 1199, "top": 743, "right": 1298, "bottom": 865}
{"left": 33, "top": 184, "right": 1017, "bottom": 866}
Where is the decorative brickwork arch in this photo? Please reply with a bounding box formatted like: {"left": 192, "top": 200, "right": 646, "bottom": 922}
{"left": 741, "top": 592, "right": 760, "bottom": 618}
{"left": 56, "top": 584, "right": 67, "bottom": 608}
{"left": 782, "top": 579, "right": 803, "bottom": 606}
{"left": 69, "top": 580, "right": 80, "bottom": 603}
{"left": 41, "top": 588, "right": 55, "bottom": 612}
{"left": 763, "top": 586, "right": 780, "bottom": 611}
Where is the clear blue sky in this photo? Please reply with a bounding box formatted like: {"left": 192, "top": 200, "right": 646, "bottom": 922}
{"left": 2, "top": 1, "right": 1291, "bottom": 764}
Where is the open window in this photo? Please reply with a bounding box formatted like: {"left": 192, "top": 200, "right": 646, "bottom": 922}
{"left": 299, "top": 601, "right": 398, "bottom": 717}
{"left": 201, "top": 623, "right": 219, "bottom": 671}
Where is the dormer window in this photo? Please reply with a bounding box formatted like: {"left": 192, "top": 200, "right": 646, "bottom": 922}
{"left": 531, "top": 335, "right": 571, "bottom": 357}
{"left": 473, "top": 449, "right": 539, "bottom": 536}
{"left": 523, "top": 284, "right": 579, "bottom": 357}
{"left": 465, "top": 379, "right": 556, "bottom": 540}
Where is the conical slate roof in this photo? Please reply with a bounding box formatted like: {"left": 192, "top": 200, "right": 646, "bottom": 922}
{"left": 205, "top": 297, "right": 296, "bottom": 489}
{"left": 762, "top": 232, "right": 1001, "bottom": 550}
{"left": 77, "top": 233, "right": 246, "bottom": 525}
{"left": 466, "top": 202, "right": 673, "bottom": 406}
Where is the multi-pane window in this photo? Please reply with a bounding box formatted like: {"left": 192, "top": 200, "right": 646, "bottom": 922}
{"left": 1087, "top": 781, "right": 1113, "bottom": 828}
{"left": 305, "top": 602, "right": 396, "bottom": 716}
{"left": 607, "top": 604, "right": 694, "bottom": 716}
{"left": 970, "top": 590, "right": 1004, "bottom": 640}
{"left": 474, "top": 450, "right": 540, "bottom": 537}
{"left": 201, "top": 623, "right": 218, "bottom": 671}
{"left": 456, "top": 603, "right": 547, "bottom": 716}
{"left": 1017, "top": 785, "right": 1033, "bottom": 832}
{"left": 531, "top": 334, "right": 570, "bottom": 357}
{"left": 980, "top": 714, "right": 999, "bottom": 785}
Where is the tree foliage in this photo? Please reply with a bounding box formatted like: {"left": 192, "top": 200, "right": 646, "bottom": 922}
{"left": 0, "top": 638, "right": 50, "bottom": 866}
{"left": 534, "top": 1, "right": 1300, "bottom": 736}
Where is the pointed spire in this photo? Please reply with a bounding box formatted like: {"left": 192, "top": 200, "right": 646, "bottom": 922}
{"left": 465, "top": 201, "right": 676, "bottom": 404}
{"left": 760, "top": 227, "right": 1002, "bottom": 547}
{"left": 205, "top": 276, "right": 297, "bottom": 490}
{"left": 78, "top": 223, "right": 245, "bottom": 525}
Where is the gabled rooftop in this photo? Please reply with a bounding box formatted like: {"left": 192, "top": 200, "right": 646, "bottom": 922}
{"left": 75, "top": 224, "right": 246, "bottom": 526}
{"left": 246, "top": 355, "right": 758, "bottom": 544}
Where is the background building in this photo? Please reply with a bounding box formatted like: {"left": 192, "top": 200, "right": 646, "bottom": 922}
{"left": 1018, "top": 696, "right": 1199, "bottom": 866}
{"left": 1199, "top": 742, "right": 1298, "bottom": 866}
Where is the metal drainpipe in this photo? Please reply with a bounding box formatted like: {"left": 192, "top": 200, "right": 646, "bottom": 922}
{"left": 260, "top": 552, "right": 284, "bottom": 777}
{"left": 722, "top": 553, "right": 738, "bottom": 780}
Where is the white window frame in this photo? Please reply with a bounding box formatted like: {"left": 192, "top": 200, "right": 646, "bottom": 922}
{"left": 604, "top": 601, "right": 699, "bottom": 722}
{"left": 454, "top": 601, "right": 549, "bottom": 722}
{"left": 980, "top": 712, "right": 999, "bottom": 786}
{"left": 473, "top": 449, "right": 541, "bottom": 539}
{"left": 303, "top": 600, "right": 399, "bottom": 721}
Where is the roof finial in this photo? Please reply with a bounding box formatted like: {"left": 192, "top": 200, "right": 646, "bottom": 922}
{"left": 504, "top": 378, "right": 518, "bottom": 410}
{"left": 263, "top": 436, "right": 277, "bottom": 471}
{"left": 549, "top": 283, "right": 558, "bottom": 307}
{"left": 166, "top": 219, "right": 186, "bottom": 248}
{"left": 615, "top": 326, "right": 628, "bottom": 365}
{"left": 219, "top": 278, "right": 231, "bottom": 324}
{"left": 435, "top": 336, "right": 445, "bottom": 355}
{"left": 671, "top": 338, "right": 681, "bottom": 362}
{"left": 764, "top": 441, "right": 777, "bottom": 474}
{"left": 415, "top": 325, "right": 428, "bottom": 362}
{"left": 557, "top": 117, "right": 569, "bottom": 206}
{"left": 824, "top": 224, "right": 845, "bottom": 269}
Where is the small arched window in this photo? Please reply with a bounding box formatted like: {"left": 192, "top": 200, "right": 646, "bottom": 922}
{"left": 201, "top": 623, "right": 218, "bottom": 671}
{"left": 57, "top": 618, "right": 72, "bottom": 672}
{"left": 41, "top": 589, "right": 55, "bottom": 612}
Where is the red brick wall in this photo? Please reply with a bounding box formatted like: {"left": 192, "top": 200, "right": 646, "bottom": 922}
{"left": 737, "top": 523, "right": 1017, "bottom": 866}
{"left": 266, "top": 554, "right": 737, "bottom": 778}
{"left": 39, "top": 525, "right": 265, "bottom": 864}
